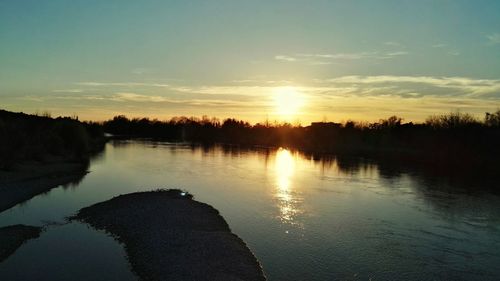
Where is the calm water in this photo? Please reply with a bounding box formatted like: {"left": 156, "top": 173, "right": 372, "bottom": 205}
{"left": 1, "top": 140, "right": 500, "bottom": 280}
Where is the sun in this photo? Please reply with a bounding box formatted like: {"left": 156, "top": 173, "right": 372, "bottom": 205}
{"left": 273, "top": 87, "right": 305, "bottom": 118}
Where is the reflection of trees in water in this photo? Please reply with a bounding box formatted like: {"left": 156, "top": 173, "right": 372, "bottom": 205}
{"left": 393, "top": 172, "right": 500, "bottom": 227}
{"left": 61, "top": 171, "right": 88, "bottom": 190}
{"left": 87, "top": 145, "right": 106, "bottom": 163}
{"left": 309, "top": 150, "right": 500, "bottom": 223}
{"left": 113, "top": 140, "right": 500, "bottom": 225}
{"left": 272, "top": 148, "right": 498, "bottom": 229}
{"left": 183, "top": 142, "right": 500, "bottom": 220}
{"left": 182, "top": 142, "right": 498, "bottom": 185}
{"left": 0, "top": 167, "right": 91, "bottom": 213}
{"left": 61, "top": 151, "right": 98, "bottom": 190}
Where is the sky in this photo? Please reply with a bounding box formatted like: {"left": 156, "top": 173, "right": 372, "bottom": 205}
{"left": 1, "top": 0, "right": 500, "bottom": 124}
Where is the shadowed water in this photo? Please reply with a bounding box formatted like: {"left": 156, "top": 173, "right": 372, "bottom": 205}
{"left": 0, "top": 140, "right": 499, "bottom": 280}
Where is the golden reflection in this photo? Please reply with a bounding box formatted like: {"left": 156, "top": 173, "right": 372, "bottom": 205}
{"left": 276, "top": 148, "right": 294, "bottom": 191}
{"left": 274, "top": 148, "right": 302, "bottom": 226}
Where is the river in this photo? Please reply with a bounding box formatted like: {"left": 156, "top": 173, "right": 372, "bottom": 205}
{"left": 1, "top": 140, "right": 499, "bottom": 280}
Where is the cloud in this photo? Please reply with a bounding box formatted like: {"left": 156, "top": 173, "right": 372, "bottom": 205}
{"left": 297, "top": 52, "right": 378, "bottom": 59}
{"left": 132, "top": 68, "right": 152, "bottom": 75}
{"left": 385, "top": 51, "right": 408, "bottom": 56}
{"left": 75, "top": 81, "right": 271, "bottom": 98}
{"left": 486, "top": 33, "right": 500, "bottom": 44}
{"left": 319, "top": 75, "right": 500, "bottom": 96}
{"left": 430, "top": 43, "right": 459, "bottom": 56}
{"left": 52, "top": 89, "right": 84, "bottom": 93}
{"left": 12, "top": 74, "right": 500, "bottom": 123}
{"left": 77, "top": 82, "right": 169, "bottom": 87}
{"left": 309, "top": 61, "right": 333, "bottom": 65}
{"left": 274, "top": 51, "right": 409, "bottom": 64}
{"left": 113, "top": 92, "right": 170, "bottom": 102}
{"left": 274, "top": 55, "right": 297, "bottom": 62}
{"left": 50, "top": 91, "right": 269, "bottom": 109}
{"left": 169, "top": 85, "right": 289, "bottom": 98}
{"left": 384, "top": 41, "right": 403, "bottom": 47}
{"left": 18, "top": 95, "right": 44, "bottom": 102}
{"left": 231, "top": 79, "right": 259, "bottom": 83}
{"left": 76, "top": 75, "right": 500, "bottom": 99}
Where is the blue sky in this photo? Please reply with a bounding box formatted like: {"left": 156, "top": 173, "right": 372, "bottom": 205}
{"left": 1, "top": 0, "right": 500, "bottom": 122}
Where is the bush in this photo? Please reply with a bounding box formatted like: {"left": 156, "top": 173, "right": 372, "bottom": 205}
{"left": 425, "top": 112, "right": 479, "bottom": 129}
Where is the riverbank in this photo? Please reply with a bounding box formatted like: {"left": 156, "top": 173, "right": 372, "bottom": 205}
{"left": 0, "top": 160, "right": 89, "bottom": 213}
{"left": 0, "top": 224, "right": 42, "bottom": 263}
{"left": 72, "top": 190, "right": 266, "bottom": 281}
{"left": 0, "top": 109, "right": 106, "bottom": 213}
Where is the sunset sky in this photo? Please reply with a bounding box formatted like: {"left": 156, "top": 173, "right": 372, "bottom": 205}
{"left": 1, "top": 0, "right": 500, "bottom": 123}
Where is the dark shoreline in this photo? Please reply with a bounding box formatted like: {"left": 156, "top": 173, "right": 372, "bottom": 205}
{"left": 0, "top": 225, "right": 42, "bottom": 263}
{"left": 72, "top": 190, "right": 266, "bottom": 281}
{"left": 0, "top": 160, "right": 89, "bottom": 213}
{"left": 0, "top": 109, "right": 106, "bottom": 213}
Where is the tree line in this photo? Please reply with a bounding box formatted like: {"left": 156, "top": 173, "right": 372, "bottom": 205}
{"left": 2, "top": 108, "right": 499, "bottom": 176}
{"left": 102, "top": 110, "right": 500, "bottom": 175}
{"left": 0, "top": 109, "right": 105, "bottom": 170}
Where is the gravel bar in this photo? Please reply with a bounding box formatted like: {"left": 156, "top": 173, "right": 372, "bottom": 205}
{"left": 72, "top": 190, "right": 266, "bottom": 281}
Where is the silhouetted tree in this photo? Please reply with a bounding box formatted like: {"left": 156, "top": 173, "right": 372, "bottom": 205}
{"left": 485, "top": 110, "right": 500, "bottom": 127}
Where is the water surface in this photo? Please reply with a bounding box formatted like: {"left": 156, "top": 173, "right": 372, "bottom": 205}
{"left": 1, "top": 140, "right": 499, "bottom": 280}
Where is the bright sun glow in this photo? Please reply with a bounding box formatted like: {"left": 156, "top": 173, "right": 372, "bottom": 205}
{"left": 273, "top": 87, "right": 305, "bottom": 118}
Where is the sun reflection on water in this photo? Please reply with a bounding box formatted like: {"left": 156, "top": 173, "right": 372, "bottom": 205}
{"left": 274, "top": 148, "right": 303, "bottom": 226}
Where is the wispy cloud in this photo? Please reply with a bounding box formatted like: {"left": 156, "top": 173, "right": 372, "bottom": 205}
{"left": 319, "top": 75, "right": 500, "bottom": 96}
{"left": 384, "top": 41, "right": 403, "bottom": 47}
{"left": 113, "top": 92, "right": 170, "bottom": 102}
{"left": 51, "top": 92, "right": 268, "bottom": 109}
{"left": 297, "top": 52, "right": 379, "bottom": 59}
{"left": 18, "top": 95, "right": 44, "bottom": 102}
{"left": 77, "top": 82, "right": 170, "bottom": 87}
{"left": 486, "top": 33, "right": 500, "bottom": 44}
{"left": 385, "top": 51, "right": 408, "bottom": 56}
{"left": 274, "top": 51, "right": 409, "bottom": 65}
{"left": 274, "top": 55, "right": 297, "bottom": 62}
{"left": 430, "top": 43, "right": 459, "bottom": 56}
{"left": 76, "top": 81, "right": 279, "bottom": 97}
{"left": 52, "top": 89, "right": 84, "bottom": 93}
{"left": 132, "top": 68, "right": 151, "bottom": 75}
{"left": 169, "top": 85, "right": 278, "bottom": 97}
{"left": 76, "top": 76, "right": 500, "bottom": 99}
{"left": 12, "top": 74, "right": 500, "bottom": 123}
